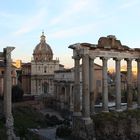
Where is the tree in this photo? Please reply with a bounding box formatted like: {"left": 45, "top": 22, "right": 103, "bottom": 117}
{"left": 12, "top": 85, "right": 24, "bottom": 102}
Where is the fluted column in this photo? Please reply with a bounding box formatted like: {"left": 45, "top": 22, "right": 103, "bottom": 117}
{"left": 73, "top": 56, "right": 81, "bottom": 116}
{"left": 101, "top": 57, "right": 109, "bottom": 112}
{"left": 126, "top": 58, "right": 133, "bottom": 109}
{"left": 89, "top": 57, "right": 95, "bottom": 115}
{"left": 82, "top": 54, "right": 91, "bottom": 121}
{"left": 114, "top": 58, "right": 121, "bottom": 111}
{"left": 136, "top": 59, "right": 140, "bottom": 108}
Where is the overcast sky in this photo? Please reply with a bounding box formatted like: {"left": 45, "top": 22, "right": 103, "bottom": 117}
{"left": 0, "top": 0, "right": 140, "bottom": 68}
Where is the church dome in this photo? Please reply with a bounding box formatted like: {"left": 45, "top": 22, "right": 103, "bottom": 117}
{"left": 33, "top": 32, "right": 53, "bottom": 62}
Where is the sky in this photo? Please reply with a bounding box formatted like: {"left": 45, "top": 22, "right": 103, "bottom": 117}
{"left": 0, "top": 0, "right": 140, "bottom": 68}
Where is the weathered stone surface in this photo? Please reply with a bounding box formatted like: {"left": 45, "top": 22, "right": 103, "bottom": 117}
{"left": 72, "top": 110, "right": 140, "bottom": 140}
{"left": 93, "top": 110, "right": 140, "bottom": 140}
{"left": 72, "top": 117, "right": 95, "bottom": 140}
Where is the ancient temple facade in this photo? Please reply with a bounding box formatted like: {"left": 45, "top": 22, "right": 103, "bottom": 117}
{"left": 31, "top": 32, "right": 63, "bottom": 96}
{"left": 70, "top": 35, "right": 140, "bottom": 119}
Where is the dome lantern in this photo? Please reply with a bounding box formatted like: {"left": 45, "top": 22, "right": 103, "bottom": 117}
{"left": 40, "top": 31, "right": 46, "bottom": 42}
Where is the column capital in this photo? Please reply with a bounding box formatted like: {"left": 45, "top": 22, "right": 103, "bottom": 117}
{"left": 113, "top": 57, "right": 122, "bottom": 61}
{"left": 136, "top": 58, "right": 140, "bottom": 62}
{"left": 4, "top": 47, "right": 15, "bottom": 55}
{"left": 72, "top": 55, "right": 81, "bottom": 60}
{"left": 100, "top": 57, "right": 109, "bottom": 61}
{"left": 124, "top": 58, "right": 133, "bottom": 62}
{"left": 89, "top": 55, "right": 95, "bottom": 60}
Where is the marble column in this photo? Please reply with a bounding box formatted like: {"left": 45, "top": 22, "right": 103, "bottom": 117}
{"left": 136, "top": 59, "right": 140, "bottom": 108}
{"left": 4, "top": 47, "right": 16, "bottom": 140}
{"left": 126, "top": 58, "right": 133, "bottom": 109}
{"left": 89, "top": 58, "right": 95, "bottom": 115}
{"left": 114, "top": 58, "right": 121, "bottom": 111}
{"left": 57, "top": 85, "right": 61, "bottom": 109}
{"left": 73, "top": 56, "right": 81, "bottom": 116}
{"left": 101, "top": 57, "right": 109, "bottom": 112}
{"left": 54, "top": 83, "right": 57, "bottom": 108}
{"left": 69, "top": 84, "right": 73, "bottom": 111}
{"left": 82, "top": 54, "right": 91, "bottom": 121}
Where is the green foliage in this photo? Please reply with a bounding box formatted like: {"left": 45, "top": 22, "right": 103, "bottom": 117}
{"left": 0, "top": 116, "right": 7, "bottom": 139}
{"left": 0, "top": 128, "right": 7, "bottom": 140}
{"left": 93, "top": 109, "right": 140, "bottom": 124}
{"left": 45, "top": 114, "right": 62, "bottom": 126}
{"left": 56, "top": 125, "right": 72, "bottom": 138}
{"left": 13, "top": 106, "right": 46, "bottom": 138}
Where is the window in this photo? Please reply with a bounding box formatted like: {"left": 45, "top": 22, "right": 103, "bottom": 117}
{"left": 44, "top": 66, "right": 47, "bottom": 73}
{"left": 38, "top": 66, "right": 40, "bottom": 71}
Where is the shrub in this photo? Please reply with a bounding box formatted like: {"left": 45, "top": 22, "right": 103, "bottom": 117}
{"left": 56, "top": 125, "right": 72, "bottom": 138}
{"left": 12, "top": 85, "right": 24, "bottom": 102}
{"left": 45, "top": 114, "right": 62, "bottom": 126}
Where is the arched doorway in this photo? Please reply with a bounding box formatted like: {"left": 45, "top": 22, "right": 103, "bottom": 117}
{"left": 43, "top": 82, "right": 48, "bottom": 94}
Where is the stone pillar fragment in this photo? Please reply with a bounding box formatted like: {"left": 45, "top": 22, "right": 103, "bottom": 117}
{"left": 82, "top": 54, "right": 91, "bottom": 120}
{"left": 114, "top": 58, "right": 122, "bottom": 111}
{"left": 126, "top": 58, "right": 133, "bottom": 109}
{"left": 4, "top": 47, "right": 16, "bottom": 140}
{"left": 69, "top": 84, "right": 73, "bottom": 111}
{"left": 136, "top": 59, "right": 140, "bottom": 108}
{"left": 73, "top": 56, "right": 81, "bottom": 116}
{"left": 101, "top": 57, "right": 109, "bottom": 112}
{"left": 89, "top": 57, "right": 95, "bottom": 115}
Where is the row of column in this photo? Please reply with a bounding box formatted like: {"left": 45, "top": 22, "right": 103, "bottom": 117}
{"left": 55, "top": 83, "right": 74, "bottom": 111}
{"left": 73, "top": 55, "right": 140, "bottom": 120}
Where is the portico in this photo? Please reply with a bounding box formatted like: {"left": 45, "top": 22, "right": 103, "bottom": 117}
{"left": 69, "top": 35, "right": 140, "bottom": 121}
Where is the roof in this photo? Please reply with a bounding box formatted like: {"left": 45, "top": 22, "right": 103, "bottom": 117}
{"left": 33, "top": 32, "right": 53, "bottom": 62}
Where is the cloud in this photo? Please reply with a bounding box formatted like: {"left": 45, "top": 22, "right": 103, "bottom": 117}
{"left": 13, "top": 8, "right": 47, "bottom": 36}
{"left": 50, "top": 23, "right": 96, "bottom": 39}
{"left": 49, "top": 0, "right": 98, "bottom": 26}
{"left": 49, "top": 14, "right": 117, "bottom": 40}
{"left": 120, "top": 0, "right": 140, "bottom": 9}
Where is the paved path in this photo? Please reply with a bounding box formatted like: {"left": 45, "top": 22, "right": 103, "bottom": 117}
{"left": 31, "top": 127, "right": 64, "bottom": 140}
{"left": 40, "top": 108, "right": 64, "bottom": 120}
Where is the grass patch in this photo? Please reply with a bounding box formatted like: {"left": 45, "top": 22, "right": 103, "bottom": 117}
{"left": 13, "top": 106, "right": 47, "bottom": 138}
{"left": 0, "top": 116, "right": 7, "bottom": 140}
{"left": 93, "top": 109, "right": 140, "bottom": 122}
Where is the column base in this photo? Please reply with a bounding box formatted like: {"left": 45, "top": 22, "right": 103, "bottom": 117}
{"left": 102, "top": 110, "right": 109, "bottom": 113}
{"left": 72, "top": 116, "right": 95, "bottom": 140}
{"left": 90, "top": 111, "right": 96, "bottom": 117}
{"left": 73, "top": 111, "right": 82, "bottom": 117}
{"left": 116, "top": 108, "right": 123, "bottom": 112}
{"left": 82, "top": 117, "right": 92, "bottom": 124}
{"left": 127, "top": 106, "right": 133, "bottom": 110}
